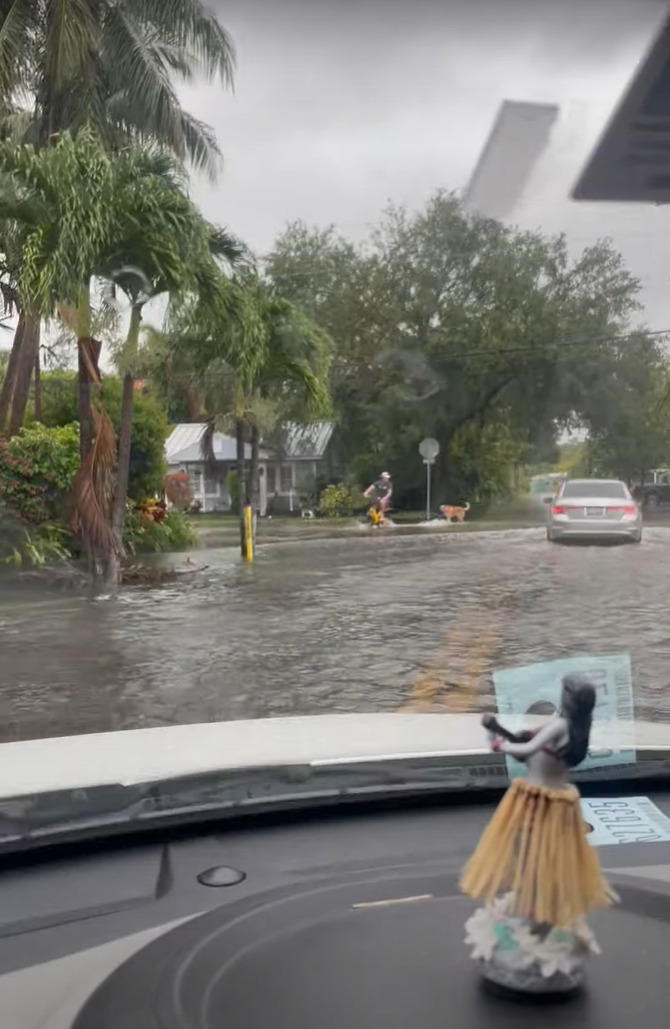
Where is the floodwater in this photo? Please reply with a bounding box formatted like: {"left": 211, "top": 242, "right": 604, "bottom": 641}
{"left": 0, "top": 523, "right": 669, "bottom": 743}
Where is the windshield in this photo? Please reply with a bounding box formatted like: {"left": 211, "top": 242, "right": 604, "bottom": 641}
{"left": 561, "top": 482, "right": 628, "bottom": 499}
{"left": 1, "top": 0, "right": 669, "bottom": 828}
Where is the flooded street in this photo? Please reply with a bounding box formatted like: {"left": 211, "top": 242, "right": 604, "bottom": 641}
{"left": 1, "top": 525, "right": 669, "bottom": 743}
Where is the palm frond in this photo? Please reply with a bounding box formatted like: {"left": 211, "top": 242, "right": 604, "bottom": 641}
{"left": 176, "top": 108, "right": 221, "bottom": 179}
{"left": 101, "top": 9, "right": 190, "bottom": 160}
{"left": 0, "top": 102, "right": 33, "bottom": 144}
{"left": 43, "top": 0, "right": 101, "bottom": 131}
{"left": 207, "top": 225, "right": 251, "bottom": 268}
{"left": 2, "top": 0, "right": 235, "bottom": 178}
{"left": 0, "top": 0, "right": 37, "bottom": 99}
{"left": 128, "top": 0, "right": 236, "bottom": 85}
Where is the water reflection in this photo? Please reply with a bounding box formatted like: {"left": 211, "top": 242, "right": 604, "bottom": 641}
{"left": 0, "top": 528, "right": 668, "bottom": 742}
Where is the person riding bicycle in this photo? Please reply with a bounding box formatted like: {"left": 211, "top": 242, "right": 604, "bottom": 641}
{"left": 364, "top": 471, "right": 393, "bottom": 518}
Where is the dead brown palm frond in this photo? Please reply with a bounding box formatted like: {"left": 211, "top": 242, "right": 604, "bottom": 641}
{"left": 70, "top": 404, "right": 120, "bottom": 559}
{"left": 78, "top": 336, "right": 104, "bottom": 386}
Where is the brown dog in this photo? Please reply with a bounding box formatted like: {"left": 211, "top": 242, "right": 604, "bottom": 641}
{"left": 440, "top": 502, "right": 470, "bottom": 523}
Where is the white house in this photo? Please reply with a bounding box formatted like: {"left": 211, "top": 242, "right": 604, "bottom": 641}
{"left": 165, "top": 424, "right": 261, "bottom": 514}
{"left": 165, "top": 421, "right": 337, "bottom": 515}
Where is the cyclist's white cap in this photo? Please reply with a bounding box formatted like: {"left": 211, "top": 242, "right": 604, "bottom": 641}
{"left": 381, "top": 471, "right": 390, "bottom": 477}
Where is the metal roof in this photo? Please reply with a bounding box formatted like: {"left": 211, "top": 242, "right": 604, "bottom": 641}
{"left": 166, "top": 421, "right": 335, "bottom": 466}
{"left": 279, "top": 421, "right": 335, "bottom": 460}
{"left": 165, "top": 424, "right": 258, "bottom": 464}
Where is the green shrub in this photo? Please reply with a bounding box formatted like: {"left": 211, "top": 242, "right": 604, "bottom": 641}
{"left": 123, "top": 506, "right": 195, "bottom": 553}
{"left": 318, "top": 482, "right": 364, "bottom": 518}
{"left": 0, "top": 422, "right": 79, "bottom": 524}
{"left": 33, "top": 372, "right": 169, "bottom": 499}
{"left": 2, "top": 522, "right": 72, "bottom": 567}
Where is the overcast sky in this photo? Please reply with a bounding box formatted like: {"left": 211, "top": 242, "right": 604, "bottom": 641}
{"left": 2, "top": 0, "right": 669, "bottom": 357}
{"left": 176, "top": 0, "right": 670, "bottom": 326}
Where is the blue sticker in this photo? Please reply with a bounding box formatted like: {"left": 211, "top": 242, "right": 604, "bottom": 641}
{"left": 581, "top": 797, "right": 670, "bottom": 846}
{"left": 492, "top": 654, "right": 635, "bottom": 779}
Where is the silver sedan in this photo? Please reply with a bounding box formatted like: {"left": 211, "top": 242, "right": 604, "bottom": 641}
{"left": 546, "top": 478, "right": 642, "bottom": 543}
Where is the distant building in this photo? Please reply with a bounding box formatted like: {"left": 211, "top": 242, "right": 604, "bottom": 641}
{"left": 165, "top": 421, "right": 337, "bottom": 515}
{"left": 165, "top": 423, "right": 258, "bottom": 513}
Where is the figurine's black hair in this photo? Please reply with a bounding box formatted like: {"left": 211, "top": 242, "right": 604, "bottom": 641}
{"left": 557, "top": 673, "right": 596, "bottom": 768}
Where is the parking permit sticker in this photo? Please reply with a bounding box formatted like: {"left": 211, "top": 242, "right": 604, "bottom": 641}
{"left": 581, "top": 797, "right": 670, "bottom": 846}
{"left": 492, "top": 653, "right": 636, "bottom": 779}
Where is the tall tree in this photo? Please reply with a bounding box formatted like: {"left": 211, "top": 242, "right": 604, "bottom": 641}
{"left": 266, "top": 192, "right": 642, "bottom": 506}
{"left": 0, "top": 130, "right": 237, "bottom": 583}
{"left": 0, "top": 0, "right": 234, "bottom": 170}
{"left": 0, "top": 0, "right": 235, "bottom": 440}
{"left": 157, "top": 275, "right": 332, "bottom": 551}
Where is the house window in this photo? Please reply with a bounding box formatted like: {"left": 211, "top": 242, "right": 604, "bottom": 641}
{"left": 203, "top": 472, "right": 220, "bottom": 495}
{"left": 280, "top": 464, "right": 293, "bottom": 492}
{"left": 188, "top": 469, "right": 202, "bottom": 495}
{"left": 266, "top": 465, "right": 277, "bottom": 493}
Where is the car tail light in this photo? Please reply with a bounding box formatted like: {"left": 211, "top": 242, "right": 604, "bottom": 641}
{"left": 606, "top": 505, "right": 636, "bottom": 515}
{"left": 551, "top": 505, "right": 565, "bottom": 514}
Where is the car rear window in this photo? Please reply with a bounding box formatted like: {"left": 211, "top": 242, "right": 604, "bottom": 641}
{"left": 561, "top": 481, "right": 627, "bottom": 499}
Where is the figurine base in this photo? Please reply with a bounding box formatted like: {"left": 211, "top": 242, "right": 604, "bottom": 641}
{"left": 480, "top": 958, "right": 584, "bottom": 1001}
{"left": 464, "top": 893, "right": 599, "bottom": 1002}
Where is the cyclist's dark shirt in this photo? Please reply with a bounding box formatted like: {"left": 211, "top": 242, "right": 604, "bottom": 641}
{"left": 370, "top": 478, "right": 392, "bottom": 502}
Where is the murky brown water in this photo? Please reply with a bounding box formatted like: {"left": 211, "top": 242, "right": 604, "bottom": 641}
{"left": 0, "top": 525, "right": 669, "bottom": 742}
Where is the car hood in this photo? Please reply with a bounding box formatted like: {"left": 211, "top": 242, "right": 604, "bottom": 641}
{"left": 0, "top": 713, "right": 664, "bottom": 799}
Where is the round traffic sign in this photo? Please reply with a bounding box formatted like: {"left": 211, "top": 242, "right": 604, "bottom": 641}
{"left": 419, "top": 437, "right": 440, "bottom": 461}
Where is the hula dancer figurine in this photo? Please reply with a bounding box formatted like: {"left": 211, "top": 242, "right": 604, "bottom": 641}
{"left": 460, "top": 674, "right": 616, "bottom": 997}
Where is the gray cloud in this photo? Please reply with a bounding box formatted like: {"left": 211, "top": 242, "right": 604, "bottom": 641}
{"left": 2, "top": 0, "right": 667, "bottom": 362}
{"left": 186, "top": 0, "right": 670, "bottom": 327}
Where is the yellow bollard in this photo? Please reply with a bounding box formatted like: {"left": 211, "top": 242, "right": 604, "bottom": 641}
{"left": 243, "top": 504, "right": 254, "bottom": 562}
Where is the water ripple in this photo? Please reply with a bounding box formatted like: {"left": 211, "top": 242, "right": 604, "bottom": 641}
{"left": 0, "top": 528, "right": 668, "bottom": 741}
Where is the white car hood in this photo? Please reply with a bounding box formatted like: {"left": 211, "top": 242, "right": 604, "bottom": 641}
{"left": 0, "top": 713, "right": 665, "bottom": 799}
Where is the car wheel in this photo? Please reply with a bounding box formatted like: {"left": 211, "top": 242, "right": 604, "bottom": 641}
{"left": 631, "top": 531, "right": 642, "bottom": 543}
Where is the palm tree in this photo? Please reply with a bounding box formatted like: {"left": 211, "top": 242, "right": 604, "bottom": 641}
{"left": 0, "top": 130, "right": 238, "bottom": 583}
{"left": 0, "top": 0, "right": 235, "bottom": 441}
{"left": 0, "top": 0, "right": 234, "bottom": 168}
{"left": 101, "top": 223, "right": 244, "bottom": 587}
{"left": 161, "top": 276, "right": 332, "bottom": 553}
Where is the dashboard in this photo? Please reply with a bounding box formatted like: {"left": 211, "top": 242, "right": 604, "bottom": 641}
{"left": 0, "top": 787, "right": 669, "bottom": 1028}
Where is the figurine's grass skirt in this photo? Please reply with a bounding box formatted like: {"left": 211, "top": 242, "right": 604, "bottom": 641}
{"left": 460, "top": 778, "right": 613, "bottom": 928}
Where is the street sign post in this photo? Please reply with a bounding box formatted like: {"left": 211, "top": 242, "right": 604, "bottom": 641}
{"left": 418, "top": 438, "right": 440, "bottom": 520}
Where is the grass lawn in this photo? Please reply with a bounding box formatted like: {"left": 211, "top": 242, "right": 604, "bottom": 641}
{"left": 188, "top": 498, "right": 541, "bottom": 533}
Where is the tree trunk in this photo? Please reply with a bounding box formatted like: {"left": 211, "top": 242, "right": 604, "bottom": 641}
{"left": 105, "top": 305, "right": 143, "bottom": 590}
{"left": 250, "top": 423, "right": 260, "bottom": 545}
{"left": 111, "top": 371, "right": 134, "bottom": 540}
{"left": 34, "top": 345, "right": 42, "bottom": 422}
{"left": 78, "top": 336, "right": 102, "bottom": 464}
{"left": 0, "top": 312, "right": 24, "bottom": 433}
{"left": 8, "top": 314, "right": 40, "bottom": 435}
{"left": 236, "top": 419, "right": 247, "bottom": 556}
{"left": 104, "top": 372, "right": 134, "bottom": 590}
